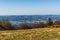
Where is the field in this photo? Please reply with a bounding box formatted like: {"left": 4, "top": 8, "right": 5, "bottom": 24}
{"left": 0, "top": 28, "right": 60, "bottom": 40}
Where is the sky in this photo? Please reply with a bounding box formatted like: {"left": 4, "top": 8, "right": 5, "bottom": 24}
{"left": 0, "top": 0, "right": 60, "bottom": 15}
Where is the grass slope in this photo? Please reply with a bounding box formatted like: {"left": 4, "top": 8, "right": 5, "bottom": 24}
{"left": 0, "top": 28, "right": 60, "bottom": 40}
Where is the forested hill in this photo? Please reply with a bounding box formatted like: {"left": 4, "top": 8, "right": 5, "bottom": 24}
{"left": 0, "top": 15, "right": 60, "bottom": 21}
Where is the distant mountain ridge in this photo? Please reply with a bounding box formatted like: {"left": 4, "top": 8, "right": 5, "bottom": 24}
{"left": 0, "top": 15, "right": 60, "bottom": 26}
{"left": 0, "top": 15, "right": 60, "bottom": 21}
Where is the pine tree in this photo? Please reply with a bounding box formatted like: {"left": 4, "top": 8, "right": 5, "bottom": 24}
{"left": 46, "top": 18, "right": 53, "bottom": 26}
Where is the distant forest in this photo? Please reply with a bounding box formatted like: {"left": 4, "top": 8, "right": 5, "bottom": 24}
{"left": 0, "top": 17, "right": 60, "bottom": 30}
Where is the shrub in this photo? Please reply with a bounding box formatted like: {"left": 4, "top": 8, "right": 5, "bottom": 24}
{"left": 0, "top": 19, "right": 13, "bottom": 30}
{"left": 54, "top": 19, "right": 60, "bottom": 25}
{"left": 16, "top": 24, "right": 31, "bottom": 29}
{"left": 32, "top": 22, "right": 46, "bottom": 28}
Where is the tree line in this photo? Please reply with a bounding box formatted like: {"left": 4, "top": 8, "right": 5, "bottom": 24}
{"left": 0, "top": 18, "right": 60, "bottom": 30}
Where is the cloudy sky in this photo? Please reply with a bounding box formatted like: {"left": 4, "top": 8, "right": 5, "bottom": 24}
{"left": 0, "top": 0, "right": 60, "bottom": 15}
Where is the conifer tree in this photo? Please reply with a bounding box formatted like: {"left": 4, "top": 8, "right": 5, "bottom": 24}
{"left": 46, "top": 18, "right": 53, "bottom": 26}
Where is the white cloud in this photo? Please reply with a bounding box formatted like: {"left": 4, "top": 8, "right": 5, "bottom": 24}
{"left": 0, "top": 9, "right": 60, "bottom": 15}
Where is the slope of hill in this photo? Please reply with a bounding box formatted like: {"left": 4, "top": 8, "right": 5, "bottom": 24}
{"left": 0, "top": 28, "right": 60, "bottom": 40}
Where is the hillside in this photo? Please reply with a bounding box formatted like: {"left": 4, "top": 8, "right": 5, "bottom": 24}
{"left": 0, "top": 28, "right": 60, "bottom": 40}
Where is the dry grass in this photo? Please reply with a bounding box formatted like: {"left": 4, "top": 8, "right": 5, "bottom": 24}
{"left": 0, "top": 28, "right": 60, "bottom": 40}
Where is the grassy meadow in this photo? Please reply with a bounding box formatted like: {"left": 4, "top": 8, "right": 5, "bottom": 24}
{"left": 0, "top": 28, "right": 60, "bottom": 40}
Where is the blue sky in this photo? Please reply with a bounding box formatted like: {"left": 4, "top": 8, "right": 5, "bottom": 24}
{"left": 0, "top": 0, "right": 60, "bottom": 15}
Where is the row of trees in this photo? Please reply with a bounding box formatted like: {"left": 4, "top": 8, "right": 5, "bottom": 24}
{"left": 0, "top": 18, "right": 60, "bottom": 30}
{"left": 16, "top": 18, "right": 60, "bottom": 29}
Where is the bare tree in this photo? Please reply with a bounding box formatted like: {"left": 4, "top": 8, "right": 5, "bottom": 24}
{"left": 32, "top": 22, "right": 46, "bottom": 28}
{"left": 16, "top": 24, "right": 30, "bottom": 29}
{"left": 0, "top": 19, "right": 13, "bottom": 30}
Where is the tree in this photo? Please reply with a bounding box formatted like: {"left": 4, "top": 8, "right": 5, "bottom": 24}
{"left": 32, "top": 22, "right": 46, "bottom": 28}
{"left": 54, "top": 19, "right": 60, "bottom": 25}
{"left": 0, "top": 19, "right": 13, "bottom": 30}
{"left": 46, "top": 18, "right": 53, "bottom": 26}
{"left": 16, "top": 24, "right": 30, "bottom": 29}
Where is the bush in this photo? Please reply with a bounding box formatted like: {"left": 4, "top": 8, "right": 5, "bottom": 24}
{"left": 54, "top": 19, "right": 60, "bottom": 25}
{"left": 32, "top": 22, "right": 46, "bottom": 28}
{"left": 16, "top": 24, "right": 31, "bottom": 29}
{"left": 0, "top": 19, "right": 13, "bottom": 30}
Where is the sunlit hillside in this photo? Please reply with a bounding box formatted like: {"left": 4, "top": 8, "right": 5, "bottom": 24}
{"left": 0, "top": 28, "right": 60, "bottom": 40}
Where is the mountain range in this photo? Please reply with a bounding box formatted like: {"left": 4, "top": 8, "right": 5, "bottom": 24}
{"left": 0, "top": 15, "right": 60, "bottom": 26}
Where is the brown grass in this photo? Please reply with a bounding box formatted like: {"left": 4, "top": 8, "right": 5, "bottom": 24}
{"left": 0, "top": 28, "right": 60, "bottom": 40}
